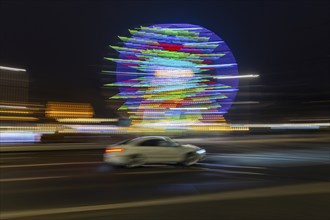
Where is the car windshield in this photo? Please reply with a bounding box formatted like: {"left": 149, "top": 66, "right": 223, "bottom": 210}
{"left": 166, "top": 139, "right": 179, "bottom": 147}
{"left": 114, "top": 139, "right": 132, "bottom": 145}
{"left": 127, "top": 137, "right": 179, "bottom": 147}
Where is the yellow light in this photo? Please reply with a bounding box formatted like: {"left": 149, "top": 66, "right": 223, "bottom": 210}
{"left": 0, "top": 110, "right": 32, "bottom": 114}
{"left": 45, "top": 102, "right": 94, "bottom": 118}
{"left": 0, "top": 116, "right": 38, "bottom": 121}
{"left": 154, "top": 69, "right": 194, "bottom": 77}
{"left": 56, "top": 118, "right": 118, "bottom": 123}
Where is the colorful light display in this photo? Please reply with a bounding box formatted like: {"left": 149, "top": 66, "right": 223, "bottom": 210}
{"left": 104, "top": 24, "right": 239, "bottom": 127}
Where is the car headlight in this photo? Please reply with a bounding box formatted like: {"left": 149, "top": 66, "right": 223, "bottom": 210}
{"left": 196, "top": 149, "right": 206, "bottom": 154}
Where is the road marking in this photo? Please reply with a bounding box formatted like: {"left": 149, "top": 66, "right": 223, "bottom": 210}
{"left": 206, "top": 154, "right": 330, "bottom": 167}
{"left": 142, "top": 164, "right": 174, "bottom": 167}
{"left": 0, "top": 160, "right": 266, "bottom": 169}
{"left": 116, "top": 169, "right": 201, "bottom": 175}
{"left": 0, "top": 161, "right": 102, "bottom": 168}
{"left": 0, "top": 157, "right": 33, "bottom": 160}
{"left": 197, "top": 162, "right": 267, "bottom": 170}
{"left": 175, "top": 136, "right": 330, "bottom": 144}
{"left": 0, "top": 176, "right": 68, "bottom": 182}
{"left": 212, "top": 155, "right": 330, "bottom": 161}
{"left": 198, "top": 167, "right": 267, "bottom": 176}
{"left": 1, "top": 182, "right": 329, "bottom": 219}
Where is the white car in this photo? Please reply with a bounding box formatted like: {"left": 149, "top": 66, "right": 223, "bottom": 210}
{"left": 104, "top": 136, "right": 206, "bottom": 168}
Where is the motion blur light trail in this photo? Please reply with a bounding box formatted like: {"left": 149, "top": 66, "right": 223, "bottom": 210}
{"left": 104, "top": 24, "right": 239, "bottom": 129}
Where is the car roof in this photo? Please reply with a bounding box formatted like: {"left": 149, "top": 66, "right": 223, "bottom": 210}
{"left": 128, "top": 136, "right": 170, "bottom": 145}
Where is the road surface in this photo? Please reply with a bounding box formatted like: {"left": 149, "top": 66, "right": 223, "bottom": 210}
{"left": 0, "top": 134, "right": 329, "bottom": 220}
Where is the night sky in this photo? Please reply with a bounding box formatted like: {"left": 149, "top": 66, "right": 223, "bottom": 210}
{"left": 1, "top": 0, "right": 329, "bottom": 121}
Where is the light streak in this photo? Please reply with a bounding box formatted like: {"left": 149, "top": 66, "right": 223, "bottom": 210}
{"left": 0, "top": 116, "right": 38, "bottom": 121}
{"left": 169, "top": 107, "right": 208, "bottom": 110}
{"left": 213, "top": 74, "right": 259, "bottom": 79}
{"left": 0, "top": 66, "right": 26, "bottom": 72}
{"left": 0, "top": 105, "right": 27, "bottom": 109}
{"left": 196, "top": 63, "right": 237, "bottom": 68}
{"left": 56, "top": 118, "right": 118, "bottom": 123}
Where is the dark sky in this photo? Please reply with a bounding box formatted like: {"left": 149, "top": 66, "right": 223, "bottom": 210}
{"left": 1, "top": 0, "right": 329, "bottom": 121}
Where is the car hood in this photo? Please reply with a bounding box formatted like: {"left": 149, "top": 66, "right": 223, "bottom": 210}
{"left": 181, "top": 144, "right": 201, "bottom": 150}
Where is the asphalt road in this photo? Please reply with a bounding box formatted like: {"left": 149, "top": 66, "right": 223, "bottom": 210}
{"left": 0, "top": 134, "right": 329, "bottom": 220}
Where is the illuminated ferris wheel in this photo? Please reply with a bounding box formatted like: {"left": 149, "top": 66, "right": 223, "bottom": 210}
{"left": 103, "top": 24, "right": 239, "bottom": 128}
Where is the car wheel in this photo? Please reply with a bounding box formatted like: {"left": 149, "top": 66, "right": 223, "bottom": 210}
{"left": 181, "top": 152, "right": 199, "bottom": 166}
{"left": 125, "top": 154, "right": 145, "bottom": 168}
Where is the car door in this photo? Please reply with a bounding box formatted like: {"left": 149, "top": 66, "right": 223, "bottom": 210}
{"left": 156, "top": 139, "right": 182, "bottom": 162}
{"left": 136, "top": 139, "right": 167, "bottom": 163}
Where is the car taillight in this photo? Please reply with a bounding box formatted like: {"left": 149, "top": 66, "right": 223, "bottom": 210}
{"left": 105, "top": 148, "right": 125, "bottom": 153}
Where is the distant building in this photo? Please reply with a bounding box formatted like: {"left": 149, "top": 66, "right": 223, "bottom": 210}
{"left": 0, "top": 66, "right": 29, "bottom": 102}
{"left": 45, "top": 101, "right": 94, "bottom": 118}
{"left": 0, "top": 66, "right": 42, "bottom": 123}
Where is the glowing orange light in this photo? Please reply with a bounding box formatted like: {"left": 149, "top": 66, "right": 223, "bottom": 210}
{"left": 105, "top": 148, "right": 125, "bottom": 153}
{"left": 45, "top": 101, "right": 94, "bottom": 118}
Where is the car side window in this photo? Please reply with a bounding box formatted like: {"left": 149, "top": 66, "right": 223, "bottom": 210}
{"left": 138, "top": 139, "right": 160, "bottom": 146}
{"left": 157, "top": 140, "right": 171, "bottom": 147}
